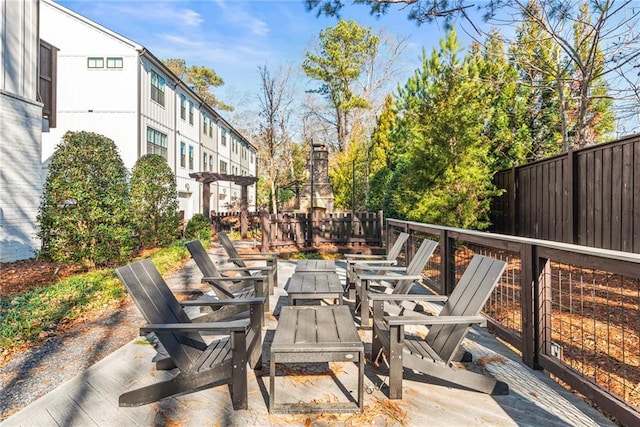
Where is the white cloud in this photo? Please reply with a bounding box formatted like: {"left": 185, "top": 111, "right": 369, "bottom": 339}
{"left": 111, "top": 3, "right": 203, "bottom": 28}
{"left": 213, "top": 1, "right": 270, "bottom": 36}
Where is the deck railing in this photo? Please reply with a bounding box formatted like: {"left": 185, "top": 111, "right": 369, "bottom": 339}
{"left": 387, "top": 219, "right": 640, "bottom": 426}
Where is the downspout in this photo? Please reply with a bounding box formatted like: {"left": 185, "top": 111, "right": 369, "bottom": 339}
{"left": 136, "top": 50, "right": 142, "bottom": 160}
{"left": 173, "top": 80, "right": 178, "bottom": 178}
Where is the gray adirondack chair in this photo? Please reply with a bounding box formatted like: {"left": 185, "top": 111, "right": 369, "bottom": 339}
{"left": 186, "top": 239, "right": 269, "bottom": 312}
{"left": 115, "top": 259, "right": 264, "bottom": 409}
{"left": 344, "top": 232, "right": 410, "bottom": 299}
{"left": 354, "top": 238, "right": 438, "bottom": 327}
{"left": 217, "top": 231, "right": 278, "bottom": 295}
{"left": 370, "top": 254, "right": 509, "bottom": 398}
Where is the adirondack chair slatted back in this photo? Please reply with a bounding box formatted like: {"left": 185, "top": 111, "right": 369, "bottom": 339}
{"left": 116, "top": 259, "right": 207, "bottom": 372}
{"left": 186, "top": 240, "right": 235, "bottom": 298}
{"left": 386, "top": 232, "right": 410, "bottom": 261}
{"left": 425, "top": 255, "right": 507, "bottom": 364}
{"left": 217, "top": 231, "right": 247, "bottom": 268}
{"left": 391, "top": 238, "right": 438, "bottom": 295}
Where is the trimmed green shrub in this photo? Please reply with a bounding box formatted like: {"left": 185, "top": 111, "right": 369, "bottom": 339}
{"left": 37, "top": 131, "right": 132, "bottom": 267}
{"left": 130, "top": 154, "right": 179, "bottom": 248}
{"left": 184, "top": 214, "right": 212, "bottom": 241}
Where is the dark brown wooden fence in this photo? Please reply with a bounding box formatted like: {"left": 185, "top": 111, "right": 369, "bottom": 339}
{"left": 490, "top": 133, "right": 640, "bottom": 253}
{"left": 211, "top": 211, "right": 384, "bottom": 249}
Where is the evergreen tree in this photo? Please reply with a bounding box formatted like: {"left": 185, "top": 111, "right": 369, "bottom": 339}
{"left": 329, "top": 123, "right": 369, "bottom": 210}
{"left": 163, "top": 58, "right": 233, "bottom": 111}
{"left": 38, "top": 131, "right": 132, "bottom": 267}
{"left": 472, "top": 30, "right": 530, "bottom": 170}
{"left": 302, "top": 20, "right": 379, "bottom": 151}
{"left": 130, "top": 154, "right": 179, "bottom": 248}
{"left": 511, "top": 3, "right": 565, "bottom": 160}
{"left": 568, "top": 2, "right": 614, "bottom": 147}
{"left": 367, "top": 94, "right": 397, "bottom": 211}
{"left": 390, "top": 29, "right": 499, "bottom": 229}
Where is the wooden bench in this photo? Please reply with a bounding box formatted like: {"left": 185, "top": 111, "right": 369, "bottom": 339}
{"left": 269, "top": 306, "right": 364, "bottom": 413}
{"left": 286, "top": 272, "right": 344, "bottom": 305}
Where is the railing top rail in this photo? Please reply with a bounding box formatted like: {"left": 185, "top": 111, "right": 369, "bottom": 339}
{"left": 387, "top": 219, "right": 640, "bottom": 264}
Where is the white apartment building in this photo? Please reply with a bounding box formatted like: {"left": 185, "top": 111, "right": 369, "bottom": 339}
{"left": 0, "top": 0, "right": 45, "bottom": 262}
{"left": 40, "top": 0, "right": 257, "bottom": 220}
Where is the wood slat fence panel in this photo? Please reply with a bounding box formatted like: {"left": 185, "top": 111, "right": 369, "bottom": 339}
{"left": 491, "top": 134, "right": 640, "bottom": 253}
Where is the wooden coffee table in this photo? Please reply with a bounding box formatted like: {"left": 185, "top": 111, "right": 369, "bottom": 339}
{"left": 294, "top": 259, "right": 336, "bottom": 273}
{"left": 286, "top": 272, "right": 343, "bottom": 305}
{"left": 269, "top": 306, "right": 364, "bottom": 413}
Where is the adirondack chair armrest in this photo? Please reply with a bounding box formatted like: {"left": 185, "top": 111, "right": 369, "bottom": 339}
{"left": 385, "top": 315, "right": 486, "bottom": 327}
{"left": 180, "top": 297, "right": 266, "bottom": 308}
{"left": 229, "top": 253, "right": 277, "bottom": 259}
{"left": 344, "top": 254, "right": 386, "bottom": 260}
{"left": 368, "top": 294, "right": 448, "bottom": 302}
{"left": 202, "top": 274, "right": 268, "bottom": 282}
{"left": 360, "top": 274, "right": 423, "bottom": 282}
{"left": 140, "top": 319, "right": 250, "bottom": 334}
{"left": 350, "top": 259, "right": 397, "bottom": 266}
{"left": 355, "top": 265, "right": 407, "bottom": 272}
{"left": 219, "top": 265, "right": 272, "bottom": 272}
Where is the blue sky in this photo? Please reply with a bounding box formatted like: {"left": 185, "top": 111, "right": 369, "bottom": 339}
{"left": 55, "top": 0, "right": 479, "bottom": 104}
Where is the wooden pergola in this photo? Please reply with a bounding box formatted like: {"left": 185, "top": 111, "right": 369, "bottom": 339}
{"left": 189, "top": 172, "right": 258, "bottom": 238}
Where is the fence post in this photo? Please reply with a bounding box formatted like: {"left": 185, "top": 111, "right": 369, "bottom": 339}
{"left": 567, "top": 149, "right": 578, "bottom": 244}
{"left": 511, "top": 166, "right": 518, "bottom": 236}
{"left": 378, "top": 210, "right": 384, "bottom": 247}
{"left": 537, "top": 256, "right": 552, "bottom": 371}
{"left": 520, "top": 242, "right": 544, "bottom": 369}
{"left": 440, "top": 229, "right": 456, "bottom": 296}
{"left": 261, "top": 209, "right": 270, "bottom": 252}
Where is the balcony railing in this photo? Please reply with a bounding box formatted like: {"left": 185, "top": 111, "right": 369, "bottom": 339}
{"left": 387, "top": 219, "right": 640, "bottom": 425}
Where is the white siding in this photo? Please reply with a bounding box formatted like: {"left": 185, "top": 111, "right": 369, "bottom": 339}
{"left": 0, "top": 0, "right": 42, "bottom": 261}
{"left": 40, "top": 0, "right": 138, "bottom": 168}
{"left": 1, "top": 0, "right": 39, "bottom": 99}
{"left": 0, "top": 92, "right": 42, "bottom": 261}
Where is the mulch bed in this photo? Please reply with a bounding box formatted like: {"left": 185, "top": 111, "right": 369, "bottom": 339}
{"left": 1, "top": 259, "right": 87, "bottom": 298}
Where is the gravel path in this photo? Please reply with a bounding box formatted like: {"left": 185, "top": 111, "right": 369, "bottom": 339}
{"left": 0, "top": 260, "right": 207, "bottom": 421}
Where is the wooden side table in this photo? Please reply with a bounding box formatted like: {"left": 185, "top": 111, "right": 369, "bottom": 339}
{"left": 286, "top": 272, "right": 343, "bottom": 305}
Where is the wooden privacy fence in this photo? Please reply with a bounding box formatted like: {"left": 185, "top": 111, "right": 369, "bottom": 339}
{"left": 211, "top": 211, "right": 384, "bottom": 249}
{"left": 388, "top": 219, "right": 640, "bottom": 425}
{"left": 490, "top": 133, "right": 640, "bottom": 253}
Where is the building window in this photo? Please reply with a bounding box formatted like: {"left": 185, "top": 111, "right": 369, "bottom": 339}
{"left": 188, "top": 101, "right": 194, "bottom": 125}
{"left": 250, "top": 153, "right": 254, "bottom": 164}
{"left": 203, "top": 153, "right": 207, "bottom": 170}
{"left": 106, "top": 57, "right": 123, "bottom": 68}
{"left": 219, "top": 160, "right": 227, "bottom": 173}
{"left": 87, "top": 57, "right": 103, "bottom": 68}
{"left": 221, "top": 128, "right": 227, "bottom": 146}
{"left": 188, "top": 145, "right": 194, "bottom": 170}
{"left": 180, "top": 95, "right": 186, "bottom": 120}
{"left": 180, "top": 142, "right": 186, "bottom": 167}
{"left": 209, "top": 121, "right": 213, "bottom": 137}
{"left": 209, "top": 155, "right": 213, "bottom": 171}
{"left": 146, "top": 127, "right": 167, "bottom": 158}
{"left": 150, "top": 70, "right": 165, "bottom": 106}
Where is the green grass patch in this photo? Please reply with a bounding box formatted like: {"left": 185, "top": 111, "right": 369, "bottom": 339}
{"left": 0, "top": 239, "right": 208, "bottom": 353}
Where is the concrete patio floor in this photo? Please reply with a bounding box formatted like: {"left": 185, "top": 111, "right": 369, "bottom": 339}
{"left": 2, "top": 246, "right": 614, "bottom": 426}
